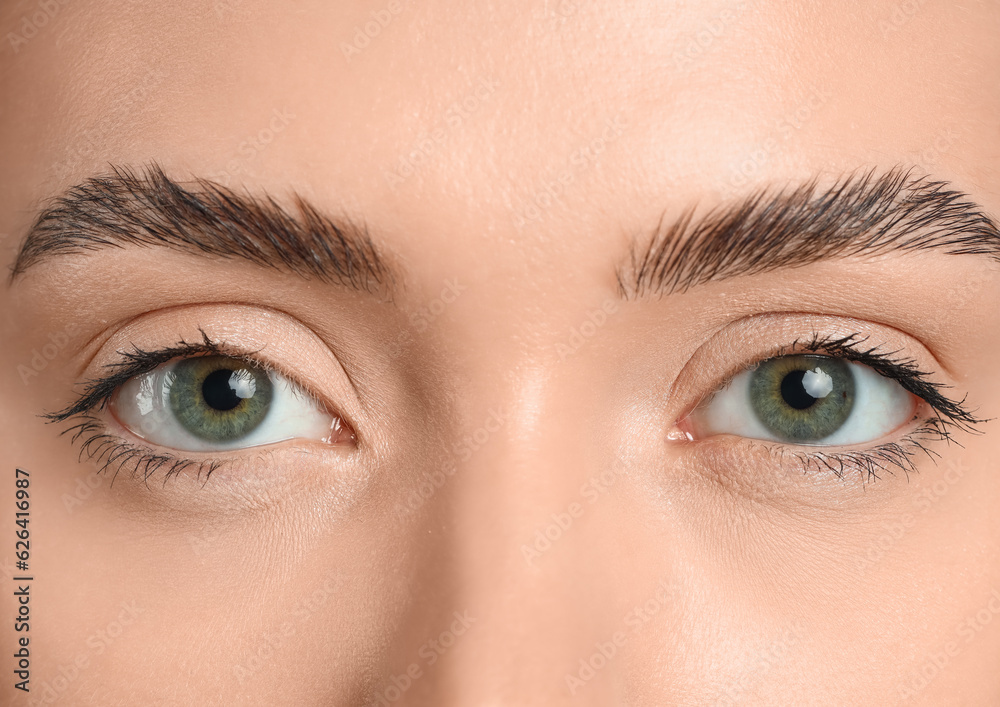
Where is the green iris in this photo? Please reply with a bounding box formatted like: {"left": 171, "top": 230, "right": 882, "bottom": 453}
{"left": 168, "top": 356, "right": 273, "bottom": 442}
{"left": 749, "top": 355, "right": 855, "bottom": 443}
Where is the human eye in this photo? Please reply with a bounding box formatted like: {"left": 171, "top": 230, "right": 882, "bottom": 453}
{"left": 46, "top": 330, "right": 354, "bottom": 483}
{"left": 676, "top": 334, "right": 985, "bottom": 481}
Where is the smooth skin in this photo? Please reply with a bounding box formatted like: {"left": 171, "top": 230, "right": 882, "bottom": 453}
{"left": 2, "top": 1, "right": 1000, "bottom": 704}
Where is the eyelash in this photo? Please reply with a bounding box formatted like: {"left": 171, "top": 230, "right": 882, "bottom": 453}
{"left": 46, "top": 330, "right": 289, "bottom": 486}
{"left": 698, "top": 333, "right": 986, "bottom": 483}
{"left": 48, "top": 331, "right": 986, "bottom": 488}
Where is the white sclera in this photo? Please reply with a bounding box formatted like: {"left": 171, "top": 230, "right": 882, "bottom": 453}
{"left": 112, "top": 359, "right": 336, "bottom": 452}
{"left": 690, "top": 359, "right": 917, "bottom": 446}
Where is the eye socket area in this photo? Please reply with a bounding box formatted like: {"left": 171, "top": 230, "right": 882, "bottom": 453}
{"left": 109, "top": 354, "right": 353, "bottom": 453}
{"left": 678, "top": 354, "right": 920, "bottom": 447}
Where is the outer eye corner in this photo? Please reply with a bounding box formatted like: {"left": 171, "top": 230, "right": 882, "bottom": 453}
{"left": 322, "top": 414, "right": 357, "bottom": 447}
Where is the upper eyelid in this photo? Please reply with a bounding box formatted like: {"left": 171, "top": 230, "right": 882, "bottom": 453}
{"left": 710, "top": 336, "right": 895, "bottom": 395}
{"left": 43, "top": 302, "right": 371, "bottom": 449}
{"left": 672, "top": 326, "right": 975, "bottom": 430}
{"left": 45, "top": 333, "right": 327, "bottom": 425}
{"left": 676, "top": 337, "right": 855, "bottom": 414}
{"left": 45, "top": 335, "right": 223, "bottom": 423}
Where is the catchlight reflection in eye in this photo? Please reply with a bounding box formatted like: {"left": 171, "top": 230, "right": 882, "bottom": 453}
{"left": 111, "top": 355, "right": 348, "bottom": 452}
{"left": 681, "top": 354, "right": 918, "bottom": 446}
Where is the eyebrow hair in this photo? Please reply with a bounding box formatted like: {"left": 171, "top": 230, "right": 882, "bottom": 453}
{"left": 9, "top": 164, "right": 394, "bottom": 295}
{"left": 618, "top": 167, "right": 1000, "bottom": 298}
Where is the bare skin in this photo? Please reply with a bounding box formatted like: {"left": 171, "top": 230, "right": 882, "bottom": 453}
{"left": 2, "top": 1, "right": 999, "bottom": 704}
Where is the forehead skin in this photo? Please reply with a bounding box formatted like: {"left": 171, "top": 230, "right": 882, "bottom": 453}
{"left": 2, "top": 1, "right": 998, "bottom": 275}
{"left": 1, "top": 1, "right": 999, "bottom": 705}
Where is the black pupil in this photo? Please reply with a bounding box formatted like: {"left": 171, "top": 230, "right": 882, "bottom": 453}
{"left": 780, "top": 369, "right": 819, "bottom": 410}
{"left": 202, "top": 368, "right": 243, "bottom": 411}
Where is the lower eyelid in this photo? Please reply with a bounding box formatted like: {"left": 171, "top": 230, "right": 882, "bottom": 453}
{"left": 64, "top": 403, "right": 349, "bottom": 487}
{"left": 678, "top": 431, "right": 937, "bottom": 502}
{"left": 673, "top": 397, "right": 941, "bottom": 483}
{"left": 54, "top": 413, "right": 222, "bottom": 484}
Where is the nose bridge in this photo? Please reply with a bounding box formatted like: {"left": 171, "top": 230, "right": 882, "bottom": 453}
{"left": 426, "top": 359, "right": 624, "bottom": 704}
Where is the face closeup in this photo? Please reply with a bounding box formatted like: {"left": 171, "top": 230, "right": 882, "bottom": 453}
{"left": 2, "top": 1, "right": 1000, "bottom": 704}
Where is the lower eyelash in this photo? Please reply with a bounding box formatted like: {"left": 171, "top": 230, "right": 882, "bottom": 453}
{"left": 52, "top": 330, "right": 987, "bottom": 487}
{"left": 62, "top": 414, "right": 223, "bottom": 486}
{"left": 789, "top": 413, "right": 961, "bottom": 484}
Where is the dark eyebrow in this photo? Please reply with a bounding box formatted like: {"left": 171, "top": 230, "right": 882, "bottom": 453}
{"left": 618, "top": 167, "right": 1000, "bottom": 298}
{"left": 8, "top": 163, "right": 394, "bottom": 295}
